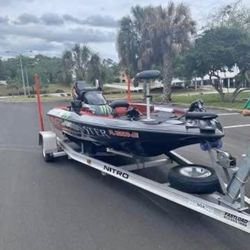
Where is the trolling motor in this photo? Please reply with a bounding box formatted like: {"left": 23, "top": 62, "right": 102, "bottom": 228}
{"left": 188, "top": 99, "right": 206, "bottom": 112}
{"left": 134, "top": 70, "right": 161, "bottom": 122}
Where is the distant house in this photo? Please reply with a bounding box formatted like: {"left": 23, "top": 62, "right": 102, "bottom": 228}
{"left": 0, "top": 80, "right": 7, "bottom": 85}
{"left": 119, "top": 71, "right": 127, "bottom": 83}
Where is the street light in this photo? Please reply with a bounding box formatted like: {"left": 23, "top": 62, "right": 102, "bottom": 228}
{"left": 5, "top": 50, "right": 32, "bottom": 96}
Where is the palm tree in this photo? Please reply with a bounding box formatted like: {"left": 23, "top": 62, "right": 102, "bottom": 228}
{"left": 71, "top": 44, "right": 92, "bottom": 80}
{"left": 116, "top": 2, "right": 196, "bottom": 102}
{"left": 150, "top": 3, "right": 196, "bottom": 102}
{"left": 116, "top": 16, "right": 139, "bottom": 76}
{"left": 62, "top": 50, "right": 74, "bottom": 84}
{"left": 81, "top": 45, "right": 91, "bottom": 74}
{"left": 86, "top": 53, "right": 102, "bottom": 86}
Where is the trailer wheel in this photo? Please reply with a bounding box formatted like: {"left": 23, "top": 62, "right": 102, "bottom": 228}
{"left": 168, "top": 165, "right": 220, "bottom": 194}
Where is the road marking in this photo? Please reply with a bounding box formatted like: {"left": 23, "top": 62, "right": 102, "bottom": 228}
{"left": 224, "top": 124, "right": 250, "bottom": 129}
{"left": 156, "top": 107, "right": 240, "bottom": 116}
{"left": 155, "top": 107, "right": 173, "bottom": 112}
{"left": 218, "top": 113, "right": 239, "bottom": 116}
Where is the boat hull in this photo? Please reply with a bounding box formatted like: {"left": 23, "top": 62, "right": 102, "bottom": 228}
{"left": 47, "top": 108, "right": 224, "bottom": 157}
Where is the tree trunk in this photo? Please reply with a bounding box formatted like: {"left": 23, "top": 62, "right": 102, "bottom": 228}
{"left": 231, "top": 87, "right": 250, "bottom": 102}
{"left": 230, "top": 70, "right": 248, "bottom": 102}
{"left": 162, "top": 56, "right": 173, "bottom": 103}
{"left": 230, "top": 83, "right": 242, "bottom": 102}
{"left": 210, "top": 74, "right": 224, "bottom": 101}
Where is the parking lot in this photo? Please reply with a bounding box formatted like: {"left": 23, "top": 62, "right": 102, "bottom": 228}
{"left": 0, "top": 102, "right": 250, "bottom": 250}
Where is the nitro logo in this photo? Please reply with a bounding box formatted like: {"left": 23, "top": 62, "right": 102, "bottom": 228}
{"left": 103, "top": 165, "right": 129, "bottom": 179}
{"left": 224, "top": 212, "right": 249, "bottom": 227}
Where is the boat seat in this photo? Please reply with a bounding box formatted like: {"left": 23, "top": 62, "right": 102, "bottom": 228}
{"left": 135, "top": 70, "right": 160, "bottom": 81}
{"left": 73, "top": 80, "right": 99, "bottom": 101}
{"left": 109, "top": 100, "right": 129, "bottom": 109}
{"left": 185, "top": 112, "right": 218, "bottom": 120}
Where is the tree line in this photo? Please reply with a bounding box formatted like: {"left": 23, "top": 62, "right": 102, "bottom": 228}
{"left": 0, "top": 46, "right": 119, "bottom": 88}
{"left": 117, "top": 0, "right": 250, "bottom": 102}
{"left": 1, "top": 0, "right": 250, "bottom": 102}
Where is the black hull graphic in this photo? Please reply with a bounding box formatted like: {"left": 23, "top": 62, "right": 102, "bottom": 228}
{"left": 48, "top": 110, "right": 224, "bottom": 157}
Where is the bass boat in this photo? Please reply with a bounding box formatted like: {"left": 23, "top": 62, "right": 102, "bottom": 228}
{"left": 47, "top": 70, "right": 224, "bottom": 157}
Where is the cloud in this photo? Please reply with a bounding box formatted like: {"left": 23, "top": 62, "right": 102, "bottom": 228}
{"left": 0, "top": 16, "right": 9, "bottom": 24}
{"left": 0, "top": 24, "right": 115, "bottom": 43}
{"left": 14, "top": 13, "right": 39, "bottom": 24}
{"left": 41, "top": 13, "right": 64, "bottom": 25}
{"left": 63, "top": 14, "right": 83, "bottom": 24}
{"left": 63, "top": 14, "right": 118, "bottom": 27}
{"left": 0, "top": 0, "right": 34, "bottom": 6}
{"left": 13, "top": 13, "right": 118, "bottom": 28}
{"left": 0, "top": 37, "right": 64, "bottom": 57}
{"left": 85, "top": 15, "right": 118, "bottom": 27}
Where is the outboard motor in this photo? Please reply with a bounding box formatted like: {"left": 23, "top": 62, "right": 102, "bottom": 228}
{"left": 186, "top": 99, "right": 223, "bottom": 150}
{"left": 71, "top": 100, "right": 82, "bottom": 114}
{"left": 188, "top": 100, "right": 206, "bottom": 112}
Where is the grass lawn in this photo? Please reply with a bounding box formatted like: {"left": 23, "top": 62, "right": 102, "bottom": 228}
{"left": 0, "top": 95, "right": 72, "bottom": 102}
{"left": 1, "top": 83, "right": 250, "bottom": 110}
{"left": 105, "top": 90, "right": 249, "bottom": 110}
{"left": 45, "top": 83, "right": 72, "bottom": 93}
{"left": 170, "top": 92, "right": 250, "bottom": 110}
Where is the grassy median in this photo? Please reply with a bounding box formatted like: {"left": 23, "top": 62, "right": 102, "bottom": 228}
{"left": 171, "top": 92, "right": 249, "bottom": 110}
{"left": 1, "top": 84, "right": 249, "bottom": 110}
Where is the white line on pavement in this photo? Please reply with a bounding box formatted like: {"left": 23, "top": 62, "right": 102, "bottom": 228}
{"left": 155, "top": 107, "right": 174, "bottom": 112}
{"left": 224, "top": 124, "right": 250, "bottom": 129}
{"left": 218, "top": 113, "right": 239, "bottom": 116}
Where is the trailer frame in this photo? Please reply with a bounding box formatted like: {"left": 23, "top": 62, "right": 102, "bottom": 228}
{"left": 39, "top": 131, "right": 250, "bottom": 234}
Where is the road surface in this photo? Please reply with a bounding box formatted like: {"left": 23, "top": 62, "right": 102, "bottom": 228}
{"left": 0, "top": 102, "right": 250, "bottom": 250}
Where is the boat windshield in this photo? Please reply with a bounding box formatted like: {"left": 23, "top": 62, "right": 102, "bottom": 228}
{"left": 84, "top": 91, "right": 107, "bottom": 105}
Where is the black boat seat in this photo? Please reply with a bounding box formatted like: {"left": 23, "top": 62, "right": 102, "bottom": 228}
{"left": 73, "top": 80, "right": 100, "bottom": 101}
{"left": 135, "top": 70, "right": 160, "bottom": 81}
{"left": 109, "top": 100, "right": 129, "bottom": 109}
{"left": 185, "top": 112, "right": 218, "bottom": 120}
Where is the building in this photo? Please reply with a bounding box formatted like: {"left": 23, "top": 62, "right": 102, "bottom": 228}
{"left": 0, "top": 80, "right": 7, "bottom": 85}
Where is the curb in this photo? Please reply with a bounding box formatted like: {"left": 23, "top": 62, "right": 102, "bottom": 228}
{"left": 153, "top": 101, "right": 242, "bottom": 113}
{"left": 0, "top": 98, "right": 242, "bottom": 113}
{"left": 172, "top": 102, "right": 242, "bottom": 113}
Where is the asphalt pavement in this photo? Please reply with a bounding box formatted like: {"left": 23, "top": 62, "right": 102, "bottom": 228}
{"left": 0, "top": 102, "right": 250, "bottom": 250}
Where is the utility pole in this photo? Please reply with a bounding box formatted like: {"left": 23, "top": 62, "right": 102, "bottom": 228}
{"left": 25, "top": 67, "right": 31, "bottom": 96}
{"left": 19, "top": 55, "right": 26, "bottom": 96}
{"left": 5, "top": 50, "right": 32, "bottom": 97}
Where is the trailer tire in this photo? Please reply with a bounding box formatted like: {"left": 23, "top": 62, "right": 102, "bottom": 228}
{"left": 168, "top": 165, "right": 220, "bottom": 194}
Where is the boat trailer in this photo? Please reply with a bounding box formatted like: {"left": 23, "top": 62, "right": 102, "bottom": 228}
{"left": 34, "top": 73, "right": 250, "bottom": 234}
{"left": 39, "top": 130, "right": 250, "bottom": 234}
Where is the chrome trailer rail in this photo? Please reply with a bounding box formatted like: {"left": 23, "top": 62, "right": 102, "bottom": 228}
{"left": 39, "top": 131, "right": 250, "bottom": 233}
{"left": 57, "top": 137, "right": 250, "bottom": 233}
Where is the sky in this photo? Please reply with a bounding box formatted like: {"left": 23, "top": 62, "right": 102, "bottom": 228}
{"left": 0, "top": 0, "right": 248, "bottom": 61}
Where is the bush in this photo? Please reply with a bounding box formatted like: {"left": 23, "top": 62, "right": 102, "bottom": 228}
{"left": 55, "top": 89, "right": 65, "bottom": 93}
{"left": 40, "top": 89, "right": 48, "bottom": 94}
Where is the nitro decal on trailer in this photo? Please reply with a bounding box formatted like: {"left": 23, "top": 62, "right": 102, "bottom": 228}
{"left": 224, "top": 212, "right": 249, "bottom": 227}
{"left": 103, "top": 165, "right": 129, "bottom": 179}
{"left": 188, "top": 200, "right": 214, "bottom": 214}
{"left": 109, "top": 129, "right": 139, "bottom": 138}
